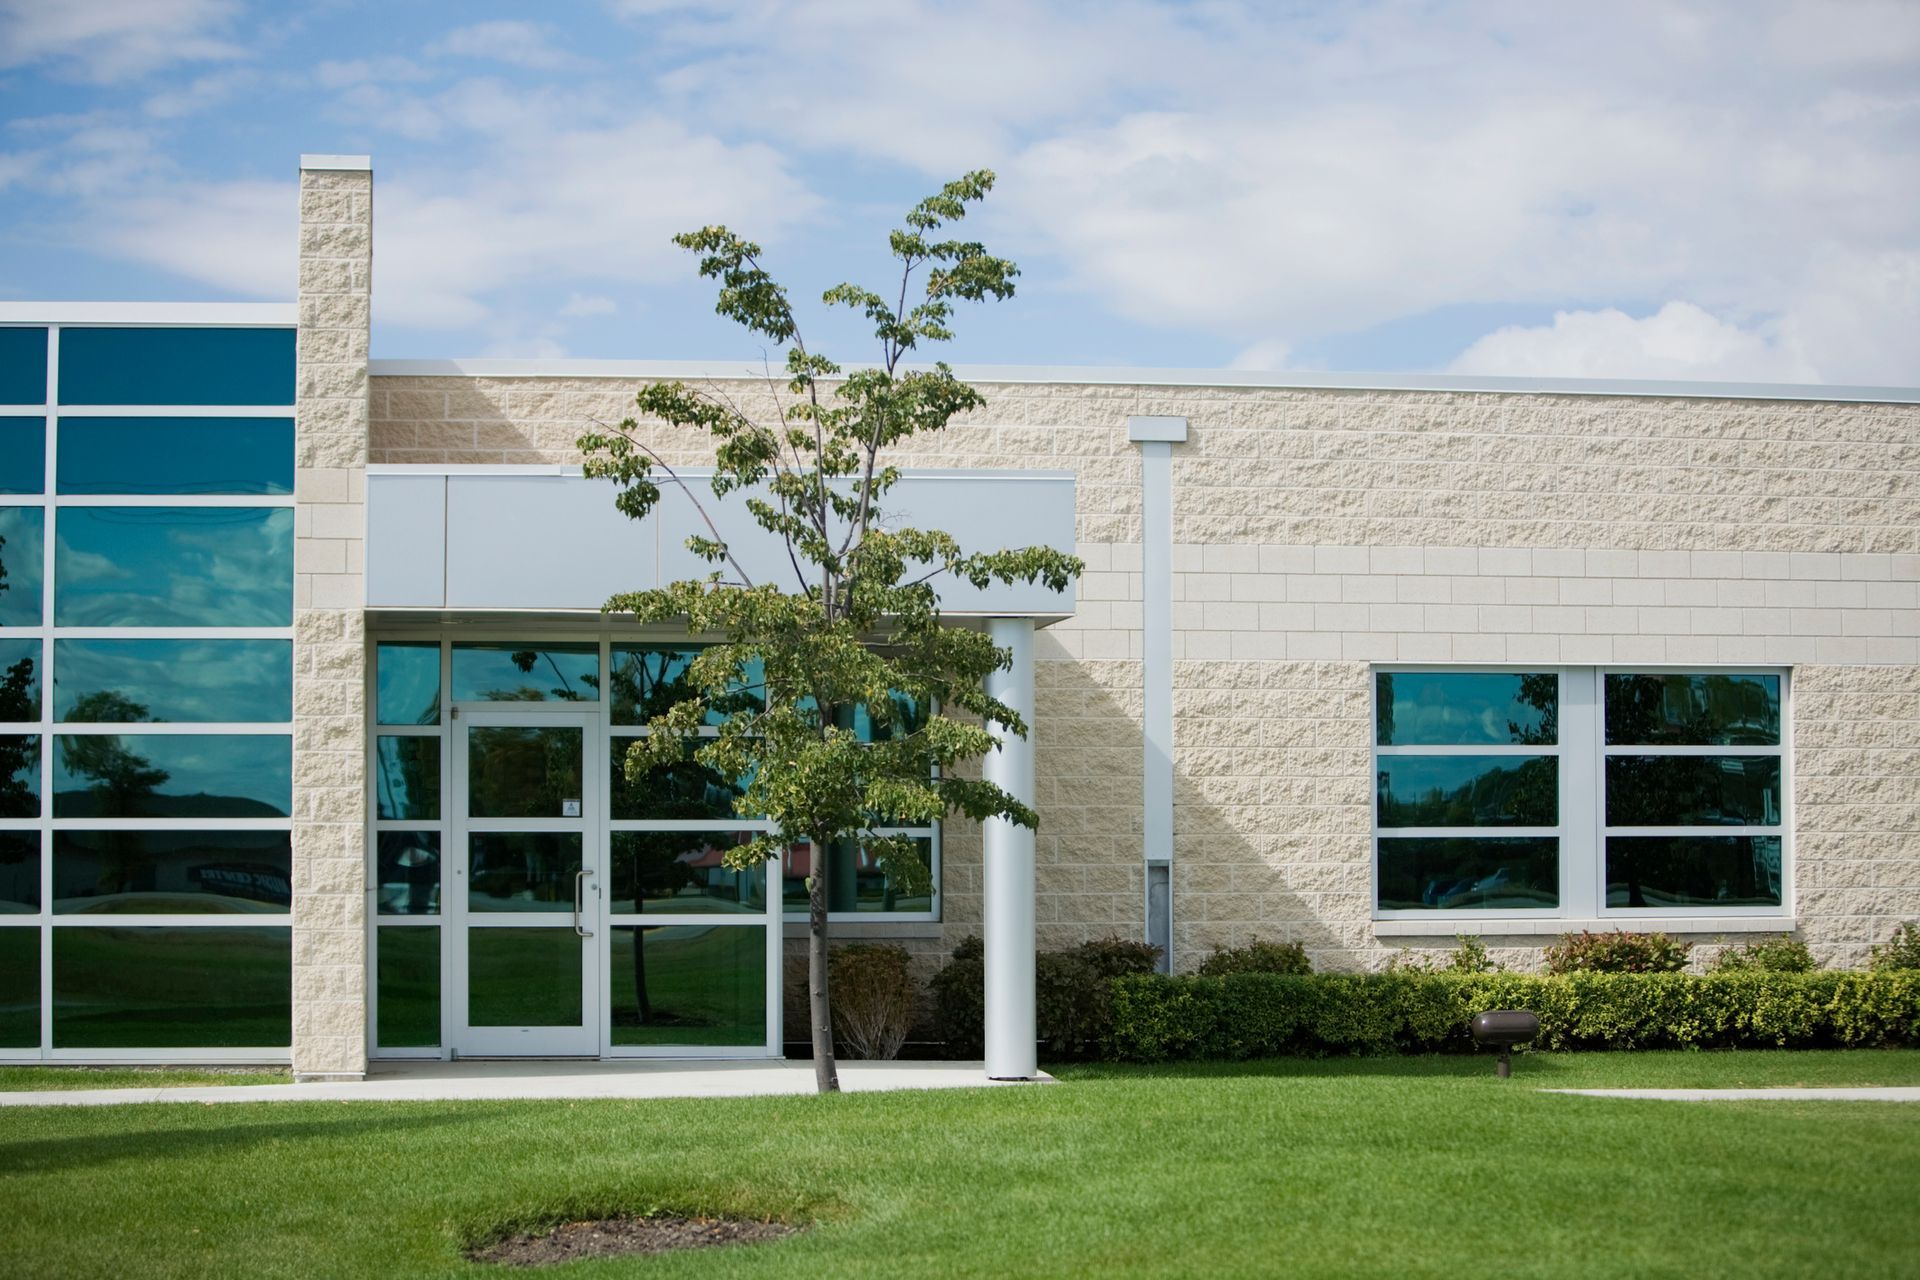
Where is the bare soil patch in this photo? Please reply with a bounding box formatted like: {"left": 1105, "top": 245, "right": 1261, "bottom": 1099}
{"left": 469, "top": 1214, "right": 800, "bottom": 1266}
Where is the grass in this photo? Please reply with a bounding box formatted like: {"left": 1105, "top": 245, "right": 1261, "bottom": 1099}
{"left": 0, "top": 1050, "right": 1915, "bottom": 1278}
{"left": 0, "top": 1067, "right": 291, "bottom": 1092}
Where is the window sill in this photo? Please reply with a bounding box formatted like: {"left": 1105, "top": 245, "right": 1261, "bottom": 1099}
{"left": 1373, "top": 917, "right": 1796, "bottom": 938}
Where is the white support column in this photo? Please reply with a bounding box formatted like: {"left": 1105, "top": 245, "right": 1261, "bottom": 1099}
{"left": 983, "top": 616, "right": 1037, "bottom": 1081}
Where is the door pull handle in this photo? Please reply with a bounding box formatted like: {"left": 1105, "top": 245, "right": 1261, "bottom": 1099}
{"left": 574, "top": 869, "right": 594, "bottom": 938}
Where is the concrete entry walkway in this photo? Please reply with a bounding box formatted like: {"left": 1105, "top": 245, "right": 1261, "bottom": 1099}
{"left": 1547, "top": 1087, "right": 1920, "bottom": 1102}
{"left": 0, "top": 1060, "right": 1054, "bottom": 1108}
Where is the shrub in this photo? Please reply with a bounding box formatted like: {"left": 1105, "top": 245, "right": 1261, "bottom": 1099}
{"left": 1713, "top": 935, "right": 1818, "bottom": 974}
{"left": 1871, "top": 921, "right": 1920, "bottom": 971}
{"left": 827, "top": 944, "right": 919, "bottom": 1060}
{"left": 1385, "top": 936, "right": 1500, "bottom": 975}
{"left": 931, "top": 935, "right": 1161, "bottom": 1059}
{"left": 1544, "top": 930, "right": 1691, "bottom": 974}
{"left": 1198, "top": 940, "right": 1312, "bottom": 977}
{"left": 1103, "top": 969, "right": 1920, "bottom": 1061}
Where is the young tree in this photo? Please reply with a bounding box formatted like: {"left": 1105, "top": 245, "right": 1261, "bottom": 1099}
{"left": 579, "top": 172, "right": 1078, "bottom": 1093}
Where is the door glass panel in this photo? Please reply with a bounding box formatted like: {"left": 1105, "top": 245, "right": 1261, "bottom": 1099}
{"left": 610, "top": 925, "right": 765, "bottom": 1046}
{"left": 468, "top": 928, "right": 582, "bottom": 1027}
{"left": 468, "top": 833, "right": 582, "bottom": 912}
{"left": 468, "top": 726, "right": 582, "bottom": 818}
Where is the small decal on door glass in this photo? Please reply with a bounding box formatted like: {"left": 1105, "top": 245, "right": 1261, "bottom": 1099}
{"left": 562, "top": 799, "right": 581, "bottom": 817}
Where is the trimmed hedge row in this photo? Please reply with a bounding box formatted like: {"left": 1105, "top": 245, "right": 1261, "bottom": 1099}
{"left": 1105, "top": 970, "right": 1920, "bottom": 1061}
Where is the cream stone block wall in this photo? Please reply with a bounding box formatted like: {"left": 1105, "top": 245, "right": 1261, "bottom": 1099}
{"left": 366, "top": 371, "right": 1920, "bottom": 977}
{"left": 293, "top": 161, "right": 371, "bottom": 1078}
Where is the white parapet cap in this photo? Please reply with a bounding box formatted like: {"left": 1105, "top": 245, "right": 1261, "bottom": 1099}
{"left": 0, "top": 302, "right": 295, "bottom": 326}
{"left": 300, "top": 154, "right": 371, "bottom": 171}
{"left": 1127, "top": 415, "right": 1189, "bottom": 443}
{"left": 367, "top": 358, "right": 1920, "bottom": 406}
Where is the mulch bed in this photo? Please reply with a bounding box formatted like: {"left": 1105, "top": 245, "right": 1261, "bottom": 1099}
{"left": 469, "top": 1214, "right": 800, "bottom": 1266}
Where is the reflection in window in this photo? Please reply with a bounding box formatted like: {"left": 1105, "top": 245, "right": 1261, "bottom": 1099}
{"left": 56, "top": 327, "right": 295, "bottom": 406}
{"left": 375, "top": 736, "right": 440, "bottom": 821}
{"left": 0, "top": 928, "right": 38, "bottom": 1047}
{"left": 609, "top": 831, "right": 766, "bottom": 914}
{"left": 609, "top": 737, "right": 751, "bottom": 822}
{"left": 783, "top": 838, "right": 934, "bottom": 914}
{"left": 376, "top": 832, "right": 441, "bottom": 916}
{"left": 468, "top": 928, "right": 581, "bottom": 1028}
{"left": 0, "top": 638, "right": 39, "bottom": 722}
{"left": 51, "top": 926, "right": 292, "bottom": 1048}
{"left": 53, "top": 831, "right": 291, "bottom": 914}
{"left": 377, "top": 643, "right": 440, "bottom": 725}
{"left": 55, "top": 507, "right": 292, "bottom": 627}
{"left": 467, "top": 833, "right": 582, "bottom": 912}
{"left": 610, "top": 644, "right": 762, "bottom": 724}
{"left": 451, "top": 643, "right": 598, "bottom": 703}
{"left": 1606, "top": 755, "right": 1781, "bottom": 827}
{"left": 609, "top": 925, "right": 764, "bottom": 1046}
{"left": 52, "top": 733, "right": 292, "bottom": 818}
{"left": 0, "top": 734, "right": 39, "bottom": 818}
{"left": 1376, "top": 756, "right": 1557, "bottom": 828}
{"left": 1606, "top": 674, "right": 1780, "bottom": 746}
{"left": 0, "top": 506, "right": 44, "bottom": 626}
{"left": 1375, "top": 672, "right": 1557, "bottom": 746}
{"left": 0, "top": 328, "right": 46, "bottom": 405}
{"left": 467, "top": 726, "right": 582, "bottom": 819}
{"left": 0, "top": 418, "right": 44, "bottom": 493}
{"left": 55, "top": 639, "right": 291, "bottom": 723}
{"left": 0, "top": 832, "right": 38, "bottom": 913}
{"left": 376, "top": 927, "right": 440, "bottom": 1047}
{"left": 57, "top": 418, "right": 293, "bottom": 494}
{"left": 1376, "top": 837, "right": 1560, "bottom": 911}
{"left": 1607, "top": 836, "right": 1783, "bottom": 909}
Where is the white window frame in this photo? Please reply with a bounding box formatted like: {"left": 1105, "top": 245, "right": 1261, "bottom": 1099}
{"left": 1371, "top": 665, "right": 1791, "bottom": 926}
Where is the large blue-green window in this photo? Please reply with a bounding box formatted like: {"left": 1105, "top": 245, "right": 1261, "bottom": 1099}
{"left": 1, "top": 319, "right": 296, "bottom": 1062}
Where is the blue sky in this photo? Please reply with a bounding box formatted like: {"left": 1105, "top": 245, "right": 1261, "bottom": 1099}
{"left": 2, "top": 1, "right": 1917, "bottom": 383}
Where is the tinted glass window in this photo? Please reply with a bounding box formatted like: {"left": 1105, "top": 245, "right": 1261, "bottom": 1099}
{"left": 1376, "top": 836, "right": 1560, "bottom": 911}
{"left": 57, "top": 418, "right": 293, "bottom": 494}
{"left": 377, "top": 643, "right": 441, "bottom": 725}
{"left": 0, "top": 832, "right": 38, "bottom": 913}
{"left": 55, "top": 506, "right": 292, "bottom": 626}
{"left": 0, "top": 506, "right": 45, "bottom": 626}
{"left": 468, "top": 726, "right": 580, "bottom": 819}
{"left": 452, "top": 643, "right": 599, "bottom": 703}
{"left": 56, "top": 639, "right": 291, "bottom": 723}
{"left": 0, "top": 418, "right": 44, "bottom": 492}
{"left": 468, "top": 833, "right": 582, "bottom": 912}
{"left": 609, "top": 830, "right": 767, "bottom": 914}
{"left": 57, "top": 327, "right": 295, "bottom": 406}
{"left": 376, "top": 832, "right": 440, "bottom": 916}
{"left": 1376, "top": 756, "right": 1558, "bottom": 827}
{"left": 610, "top": 645, "right": 761, "bottom": 724}
{"left": 609, "top": 925, "right": 764, "bottom": 1047}
{"left": 377, "top": 927, "right": 440, "bottom": 1048}
{"left": 1375, "top": 672, "right": 1557, "bottom": 746}
{"left": 0, "top": 639, "right": 40, "bottom": 722}
{"left": 0, "top": 928, "right": 36, "bottom": 1047}
{"left": 610, "top": 737, "right": 751, "bottom": 821}
{"left": 0, "top": 735, "right": 39, "bottom": 818}
{"left": 1605, "top": 755, "right": 1782, "bottom": 827}
{"left": 0, "top": 328, "right": 47, "bottom": 405}
{"left": 782, "top": 837, "right": 933, "bottom": 914}
{"left": 1606, "top": 835, "right": 1783, "bottom": 908}
{"left": 468, "top": 928, "right": 580, "bottom": 1028}
{"left": 52, "top": 926, "right": 291, "bottom": 1048}
{"left": 375, "top": 736, "right": 440, "bottom": 821}
{"left": 53, "top": 831, "right": 291, "bottom": 914}
{"left": 53, "top": 733, "right": 292, "bottom": 818}
{"left": 1606, "top": 673, "right": 1781, "bottom": 746}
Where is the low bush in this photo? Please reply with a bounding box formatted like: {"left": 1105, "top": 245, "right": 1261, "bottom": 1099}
{"left": 1713, "top": 936, "right": 1819, "bottom": 974}
{"left": 932, "top": 935, "right": 1161, "bottom": 1059}
{"left": 1544, "top": 930, "right": 1691, "bottom": 974}
{"left": 1103, "top": 970, "right": 1920, "bottom": 1061}
{"left": 828, "top": 943, "right": 919, "bottom": 1060}
{"left": 1386, "top": 936, "right": 1500, "bottom": 975}
{"left": 1198, "top": 940, "right": 1312, "bottom": 976}
{"left": 1871, "top": 921, "right": 1920, "bottom": 971}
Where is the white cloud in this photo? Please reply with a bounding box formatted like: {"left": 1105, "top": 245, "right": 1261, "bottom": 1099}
{"left": 560, "top": 293, "right": 618, "bottom": 318}
{"left": 428, "top": 21, "right": 587, "bottom": 72}
{"left": 143, "top": 68, "right": 259, "bottom": 119}
{"left": 1448, "top": 302, "right": 1820, "bottom": 383}
{"left": 0, "top": 0, "right": 245, "bottom": 81}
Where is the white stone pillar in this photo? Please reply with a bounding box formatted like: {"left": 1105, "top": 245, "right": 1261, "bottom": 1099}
{"left": 983, "top": 616, "right": 1037, "bottom": 1080}
{"left": 292, "top": 155, "right": 372, "bottom": 1080}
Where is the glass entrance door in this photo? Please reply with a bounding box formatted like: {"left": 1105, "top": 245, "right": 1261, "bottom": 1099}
{"left": 450, "top": 709, "right": 599, "bottom": 1056}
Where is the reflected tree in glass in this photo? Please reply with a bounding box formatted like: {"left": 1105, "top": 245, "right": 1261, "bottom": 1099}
{"left": 0, "top": 652, "right": 38, "bottom": 818}
{"left": 58, "top": 691, "right": 167, "bottom": 899}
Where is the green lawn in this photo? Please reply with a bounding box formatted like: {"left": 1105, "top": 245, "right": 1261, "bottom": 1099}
{"left": 2, "top": 1051, "right": 1917, "bottom": 1278}
{"left": 0, "top": 1067, "right": 290, "bottom": 1092}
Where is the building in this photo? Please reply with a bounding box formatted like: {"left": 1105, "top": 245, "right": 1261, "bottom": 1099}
{"left": 0, "top": 155, "right": 1916, "bottom": 1079}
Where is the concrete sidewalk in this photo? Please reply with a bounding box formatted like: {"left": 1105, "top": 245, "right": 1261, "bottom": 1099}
{"left": 1547, "top": 1086, "right": 1920, "bottom": 1102}
{"left": 0, "top": 1060, "right": 1054, "bottom": 1108}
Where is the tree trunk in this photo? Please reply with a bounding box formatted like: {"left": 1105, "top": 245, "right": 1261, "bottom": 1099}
{"left": 808, "top": 840, "right": 839, "bottom": 1093}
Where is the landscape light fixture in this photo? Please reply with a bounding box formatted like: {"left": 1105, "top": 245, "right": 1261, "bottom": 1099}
{"left": 1470, "top": 1010, "right": 1540, "bottom": 1079}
